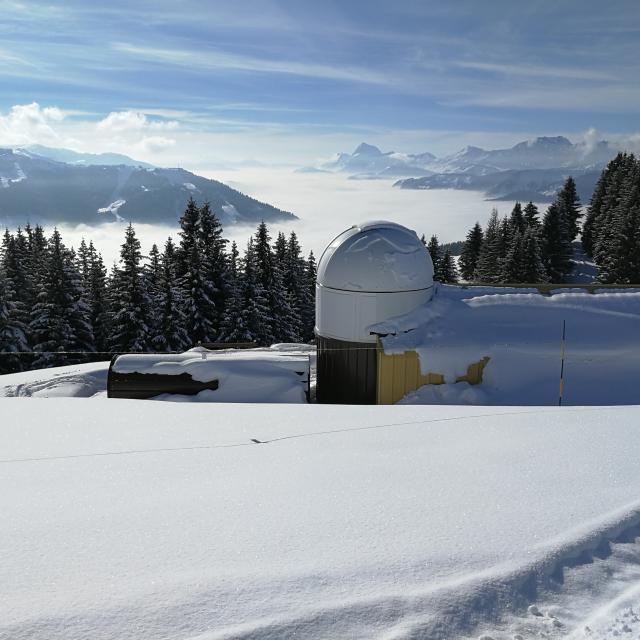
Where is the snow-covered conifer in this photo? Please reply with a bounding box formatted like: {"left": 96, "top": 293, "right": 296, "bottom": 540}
{"left": 29, "top": 229, "right": 95, "bottom": 368}
{"left": 440, "top": 250, "right": 459, "bottom": 283}
{"left": 427, "top": 235, "right": 443, "bottom": 281}
{"left": 459, "top": 222, "right": 483, "bottom": 280}
{"left": 108, "top": 224, "right": 151, "bottom": 353}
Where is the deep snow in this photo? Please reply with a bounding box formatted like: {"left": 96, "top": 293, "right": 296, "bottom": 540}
{"left": 2, "top": 400, "right": 640, "bottom": 639}
{"left": 375, "top": 285, "right": 640, "bottom": 406}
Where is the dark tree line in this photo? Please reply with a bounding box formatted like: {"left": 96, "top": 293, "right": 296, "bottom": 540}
{"left": 0, "top": 198, "right": 317, "bottom": 374}
{"left": 454, "top": 177, "right": 581, "bottom": 284}
{"left": 582, "top": 153, "right": 640, "bottom": 283}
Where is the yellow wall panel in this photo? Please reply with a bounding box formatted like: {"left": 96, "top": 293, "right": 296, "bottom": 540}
{"left": 376, "top": 345, "right": 489, "bottom": 405}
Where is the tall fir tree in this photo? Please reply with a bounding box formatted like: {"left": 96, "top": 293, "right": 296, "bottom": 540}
{"left": 253, "top": 221, "right": 297, "bottom": 343}
{"left": 540, "top": 202, "right": 573, "bottom": 282}
{"left": 523, "top": 201, "right": 540, "bottom": 228}
{"left": 302, "top": 250, "right": 317, "bottom": 341}
{"left": 108, "top": 224, "right": 151, "bottom": 352}
{"left": 220, "top": 238, "right": 272, "bottom": 344}
{"left": 29, "top": 229, "right": 95, "bottom": 368}
{"left": 508, "top": 202, "right": 526, "bottom": 236}
{"left": 0, "top": 260, "right": 28, "bottom": 373}
{"left": 520, "top": 227, "right": 548, "bottom": 283}
{"left": 86, "top": 242, "right": 110, "bottom": 354}
{"left": 440, "top": 250, "right": 459, "bottom": 283}
{"left": 176, "top": 198, "right": 217, "bottom": 344}
{"left": 458, "top": 222, "right": 484, "bottom": 281}
{"left": 152, "top": 237, "right": 190, "bottom": 352}
{"left": 199, "top": 201, "right": 228, "bottom": 333}
{"left": 474, "top": 209, "right": 503, "bottom": 282}
{"left": 556, "top": 176, "right": 582, "bottom": 241}
{"left": 427, "top": 235, "right": 443, "bottom": 281}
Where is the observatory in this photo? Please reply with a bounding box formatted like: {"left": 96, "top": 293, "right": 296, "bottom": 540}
{"left": 315, "top": 221, "right": 434, "bottom": 404}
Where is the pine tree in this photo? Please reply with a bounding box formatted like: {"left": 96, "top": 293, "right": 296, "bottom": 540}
{"left": 556, "top": 176, "right": 582, "bottom": 241}
{"left": 474, "top": 209, "right": 503, "bottom": 282}
{"left": 440, "top": 250, "right": 459, "bottom": 283}
{"left": 281, "top": 231, "right": 306, "bottom": 342}
{"left": 459, "top": 222, "right": 484, "bottom": 281}
{"left": 220, "top": 238, "right": 272, "bottom": 345}
{"left": 25, "top": 224, "right": 49, "bottom": 313}
{"left": 301, "top": 251, "right": 317, "bottom": 341}
{"left": 509, "top": 202, "right": 526, "bottom": 236}
{"left": 2, "top": 228, "right": 32, "bottom": 315}
{"left": 499, "top": 215, "right": 511, "bottom": 273}
{"left": 152, "top": 237, "right": 190, "bottom": 352}
{"left": 523, "top": 201, "right": 540, "bottom": 228}
{"left": 501, "top": 224, "right": 548, "bottom": 284}
{"left": 501, "top": 230, "right": 526, "bottom": 283}
{"left": 427, "top": 235, "right": 443, "bottom": 281}
{"left": 521, "top": 228, "right": 548, "bottom": 283}
{"left": 584, "top": 153, "right": 640, "bottom": 284}
{"left": 144, "top": 243, "right": 162, "bottom": 343}
{"left": 252, "top": 221, "right": 298, "bottom": 343}
{"left": 176, "top": 198, "right": 217, "bottom": 344}
{"left": 108, "top": 224, "right": 151, "bottom": 352}
{"left": 581, "top": 155, "right": 623, "bottom": 256}
{"left": 540, "top": 203, "right": 573, "bottom": 282}
{"left": 29, "top": 229, "right": 95, "bottom": 368}
{"left": 218, "top": 241, "right": 245, "bottom": 343}
{"left": 595, "top": 164, "right": 640, "bottom": 283}
{"left": 86, "top": 243, "right": 110, "bottom": 355}
{"left": 199, "top": 201, "right": 228, "bottom": 333}
{"left": 274, "top": 232, "right": 287, "bottom": 264}
{"left": 0, "top": 261, "right": 28, "bottom": 374}
{"left": 76, "top": 238, "right": 91, "bottom": 283}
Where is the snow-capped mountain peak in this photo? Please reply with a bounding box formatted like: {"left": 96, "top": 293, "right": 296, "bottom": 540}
{"left": 353, "top": 142, "right": 383, "bottom": 156}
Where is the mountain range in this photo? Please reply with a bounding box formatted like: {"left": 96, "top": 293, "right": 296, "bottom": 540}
{"left": 0, "top": 147, "right": 295, "bottom": 226}
{"left": 313, "top": 137, "right": 620, "bottom": 202}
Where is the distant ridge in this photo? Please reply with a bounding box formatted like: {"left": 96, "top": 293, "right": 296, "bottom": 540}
{"left": 313, "top": 136, "right": 619, "bottom": 201}
{"left": 0, "top": 148, "right": 296, "bottom": 226}
{"left": 24, "top": 145, "right": 154, "bottom": 168}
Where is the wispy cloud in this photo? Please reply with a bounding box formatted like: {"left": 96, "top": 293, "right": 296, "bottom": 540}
{"left": 111, "top": 42, "right": 392, "bottom": 86}
{"left": 453, "top": 61, "right": 614, "bottom": 82}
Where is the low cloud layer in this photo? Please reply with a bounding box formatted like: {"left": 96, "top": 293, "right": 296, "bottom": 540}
{"left": 1, "top": 102, "right": 640, "bottom": 172}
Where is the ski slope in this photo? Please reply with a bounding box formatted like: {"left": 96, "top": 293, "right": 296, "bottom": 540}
{"left": 2, "top": 399, "right": 640, "bottom": 639}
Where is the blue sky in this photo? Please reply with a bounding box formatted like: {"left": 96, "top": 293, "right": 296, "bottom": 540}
{"left": 0, "top": 0, "right": 639, "bottom": 168}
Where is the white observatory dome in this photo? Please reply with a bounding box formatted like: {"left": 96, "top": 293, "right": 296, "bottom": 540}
{"left": 316, "top": 221, "right": 434, "bottom": 344}
{"left": 317, "top": 221, "right": 434, "bottom": 292}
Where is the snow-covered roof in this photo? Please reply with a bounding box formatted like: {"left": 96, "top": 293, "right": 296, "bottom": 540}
{"left": 317, "top": 220, "right": 434, "bottom": 293}
{"left": 374, "top": 285, "right": 640, "bottom": 405}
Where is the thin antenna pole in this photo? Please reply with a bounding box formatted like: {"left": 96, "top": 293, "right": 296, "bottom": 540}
{"left": 558, "top": 319, "right": 566, "bottom": 407}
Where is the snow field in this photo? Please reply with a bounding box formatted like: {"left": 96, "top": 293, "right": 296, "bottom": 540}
{"left": 2, "top": 400, "right": 640, "bottom": 639}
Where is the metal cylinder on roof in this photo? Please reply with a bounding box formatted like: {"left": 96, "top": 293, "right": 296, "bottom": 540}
{"left": 315, "top": 220, "right": 434, "bottom": 404}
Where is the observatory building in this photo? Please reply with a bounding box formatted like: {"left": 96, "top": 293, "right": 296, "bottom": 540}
{"left": 315, "top": 221, "right": 434, "bottom": 403}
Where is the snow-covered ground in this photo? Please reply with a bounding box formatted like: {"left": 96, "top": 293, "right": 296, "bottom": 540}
{"left": 2, "top": 399, "right": 640, "bottom": 639}
{"left": 0, "top": 360, "right": 110, "bottom": 397}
